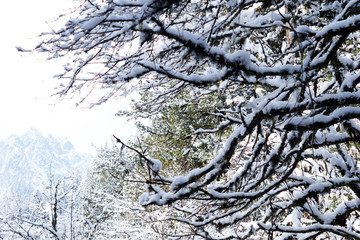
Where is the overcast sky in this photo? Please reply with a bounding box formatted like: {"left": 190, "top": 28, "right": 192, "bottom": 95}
{"left": 0, "top": 0, "right": 136, "bottom": 153}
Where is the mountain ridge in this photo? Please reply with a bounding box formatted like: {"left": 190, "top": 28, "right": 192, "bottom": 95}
{"left": 0, "top": 128, "right": 91, "bottom": 199}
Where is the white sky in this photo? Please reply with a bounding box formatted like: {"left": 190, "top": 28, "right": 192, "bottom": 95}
{"left": 0, "top": 0, "right": 136, "bottom": 153}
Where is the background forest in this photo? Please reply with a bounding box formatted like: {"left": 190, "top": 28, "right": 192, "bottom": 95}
{"left": 2, "top": 0, "right": 360, "bottom": 239}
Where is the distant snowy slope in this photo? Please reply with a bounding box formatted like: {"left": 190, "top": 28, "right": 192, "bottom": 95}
{"left": 0, "top": 128, "right": 91, "bottom": 199}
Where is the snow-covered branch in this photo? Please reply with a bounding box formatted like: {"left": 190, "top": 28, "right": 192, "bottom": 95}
{"left": 34, "top": 0, "right": 360, "bottom": 238}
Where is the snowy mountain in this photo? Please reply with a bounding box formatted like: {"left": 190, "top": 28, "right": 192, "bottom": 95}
{"left": 0, "top": 128, "right": 91, "bottom": 199}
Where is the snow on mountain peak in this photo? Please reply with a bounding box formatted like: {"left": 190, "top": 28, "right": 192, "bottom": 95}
{"left": 0, "top": 128, "right": 92, "bottom": 200}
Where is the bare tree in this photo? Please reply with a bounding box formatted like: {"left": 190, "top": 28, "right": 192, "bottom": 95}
{"left": 2, "top": 176, "right": 78, "bottom": 240}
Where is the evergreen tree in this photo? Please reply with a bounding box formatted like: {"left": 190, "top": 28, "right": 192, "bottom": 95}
{"left": 122, "top": 89, "right": 232, "bottom": 174}
{"left": 77, "top": 144, "right": 185, "bottom": 239}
